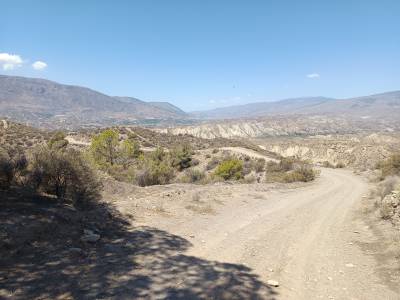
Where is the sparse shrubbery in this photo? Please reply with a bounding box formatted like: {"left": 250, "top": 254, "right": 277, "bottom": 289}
{"left": 30, "top": 146, "right": 101, "bottom": 206}
{"left": 1, "top": 132, "right": 102, "bottom": 208}
{"left": 0, "top": 148, "right": 14, "bottom": 189}
{"left": 181, "top": 169, "right": 206, "bottom": 183}
{"left": 370, "top": 154, "right": 400, "bottom": 221}
{"left": 136, "top": 158, "right": 175, "bottom": 186}
{"left": 322, "top": 161, "right": 346, "bottom": 169}
{"left": 206, "top": 157, "right": 220, "bottom": 170}
{"left": 169, "top": 144, "right": 193, "bottom": 171}
{"left": 254, "top": 158, "right": 266, "bottom": 173}
{"left": 0, "top": 147, "right": 28, "bottom": 189}
{"left": 118, "top": 139, "right": 142, "bottom": 168}
{"left": 282, "top": 166, "right": 316, "bottom": 183}
{"left": 48, "top": 131, "right": 69, "bottom": 150}
{"left": 371, "top": 176, "right": 399, "bottom": 200}
{"left": 134, "top": 147, "right": 175, "bottom": 186}
{"left": 377, "top": 153, "right": 400, "bottom": 179}
{"left": 214, "top": 159, "right": 243, "bottom": 180}
{"left": 266, "top": 157, "right": 317, "bottom": 183}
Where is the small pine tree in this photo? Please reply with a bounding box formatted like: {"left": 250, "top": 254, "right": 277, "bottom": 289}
{"left": 90, "top": 129, "right": 119, "bottom": 166}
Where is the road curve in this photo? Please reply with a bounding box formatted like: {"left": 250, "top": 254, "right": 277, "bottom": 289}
{"left": 149, "top": 168, "right": 398, "bottom": 299}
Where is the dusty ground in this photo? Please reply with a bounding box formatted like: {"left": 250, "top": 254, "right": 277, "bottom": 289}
{"left": 106, "top": 168, "right": 400, "bottom": 299}
{"left": 2, "top": 155, "right": 400, "bottom": 299}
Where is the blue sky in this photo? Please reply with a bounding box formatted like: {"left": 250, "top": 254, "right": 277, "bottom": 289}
{"left": 1, "top": 1, "right": 399, "bottom": 111}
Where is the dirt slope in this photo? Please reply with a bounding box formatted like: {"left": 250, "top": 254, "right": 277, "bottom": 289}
{"left": 129, "top": 168, "right": 399, "bottom": 299}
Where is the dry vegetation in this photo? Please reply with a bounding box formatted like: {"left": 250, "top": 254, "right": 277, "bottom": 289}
{"left": 369, "top": 154, "right": 400, "bottom": 223}
{"left": 0, "top": 119, "right": 52, "bottom": 149}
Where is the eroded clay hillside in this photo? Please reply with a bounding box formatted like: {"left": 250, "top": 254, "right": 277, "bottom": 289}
{"left": 256, "top": 133, "right": 400, "bottom": 170}
{"left": 157, "top": 115, "right": 400, "bottom": 139}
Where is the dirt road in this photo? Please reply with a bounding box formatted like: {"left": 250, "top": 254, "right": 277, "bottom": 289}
{"left": 136, "top": 168, "right": 399, "bottom": 299}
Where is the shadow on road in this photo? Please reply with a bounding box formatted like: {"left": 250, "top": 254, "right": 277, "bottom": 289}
{"left": 0, "top": 189, "right": 277, "bottom": 299}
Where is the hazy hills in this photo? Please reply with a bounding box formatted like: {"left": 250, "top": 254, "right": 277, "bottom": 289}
{"left": 0, "top": 75, "right": 399, "bottom": 131}
{"left": 0, "top": 75, "right": 187, "bottom": 128}
{"left": 193, "top": 92, "right": 400, "bottom": 120}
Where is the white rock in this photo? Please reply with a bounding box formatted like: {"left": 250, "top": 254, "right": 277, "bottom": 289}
{"left": 345, "top": 263, "right": 355, "bottom": 268}
{"left": 267, "top": 280, "right": 279, "bottom": 287}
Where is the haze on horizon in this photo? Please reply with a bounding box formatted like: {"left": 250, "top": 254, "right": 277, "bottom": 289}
{"left": 1, "top": 0, "right": 400, "bottom": 111}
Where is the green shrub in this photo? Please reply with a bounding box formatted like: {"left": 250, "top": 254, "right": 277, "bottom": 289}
{"left": 135, "top": 147, "right": 175, "bottom": 186}
{"left": 119, "top": 139, "right": 141, "bottom": 168}
{"left": 48, "top": 131, "right": 68, "bottom": 150}
{"left": 136, "top": 159, "right": 175, "bottom": 186}
{"left": 90, "top": 129, "right": 119, "bottom": 166}
{"left": 214, "top": 159, "right": 243, "bottom": 180}
{"left": 30, "top": 146, "right": 101, "bottom": 206}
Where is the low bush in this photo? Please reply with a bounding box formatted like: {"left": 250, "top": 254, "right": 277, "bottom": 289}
{"left": 181, "top": 169, "right": 206, "bottom": 183}
{"left": 322, "top": 161, "right": 345, "bottom": 168}
{"left": 0, "top": 148, "right": 14, "bottom": 189}
{"left": 29, "top": 146, "right": 102, "bottom": 206}
{"left": 0, "top": 147, "right": 28, "bottom": 189}
{"left": 283, "top": 166, "right": 316, "bottom": 183}
{"left": 214, "top": 159, "right": 243, "bottom": 180}
{"left": 206, "top": 157, "right": 220, "bottom": 170}
{"left": 335, "top": 162, "right": 345, "bottom": 168}
{"left": 371, "top": 176, "right": 399, "bottom": 200}
{"left": 266, "top": 157, "right": 317, "bottom": 183}
{"left": 254, "top": 158, "right": 266, "bottom": 173}
{"left": 136, "top": 162, "right": 174, "bottom": 186}
{"left": 169, "top": 144, "right": 193, "bottom": 171}
{"left": 266, "top": 158, "right": 296, "bottom": 173}
{"left": 378, "top": 154, "right": 400, "bottom": 179}
{"left": 48, "top": 131, "right": 69, "bottom": 150}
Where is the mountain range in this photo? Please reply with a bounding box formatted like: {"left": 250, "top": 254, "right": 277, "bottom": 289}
{"left": 193, "top": 92, "right": 400, "bottom": 120}
{"left": 0, "top": 75, "right": 399, "bottom": 129}
{"left": 0, "top": 75, "right": 187, "bottom": 129}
